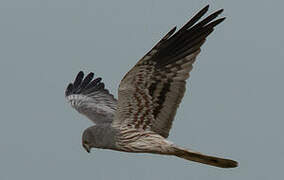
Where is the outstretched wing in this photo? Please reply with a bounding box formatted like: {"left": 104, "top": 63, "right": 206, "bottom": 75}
{"left": 65, "top": 71, "right": 117, "bottom": 124}
{"left": 112, "top": 5, "right": 225, "bottom": 138}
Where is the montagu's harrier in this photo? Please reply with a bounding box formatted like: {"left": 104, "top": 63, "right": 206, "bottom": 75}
{"left": 65, "top": 5, "right": 238, "bottom": 168}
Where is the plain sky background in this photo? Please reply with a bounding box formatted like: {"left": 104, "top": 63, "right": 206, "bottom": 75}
{"left": 0, "top": 0, "right": 283, "bottom": 179}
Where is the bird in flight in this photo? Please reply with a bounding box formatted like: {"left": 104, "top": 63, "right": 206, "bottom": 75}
{"left": 65, "top": 5, "right": 238, "bottom": 168}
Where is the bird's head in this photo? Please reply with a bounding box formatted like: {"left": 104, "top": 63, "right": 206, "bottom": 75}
{"left": 82, "top": 124, "right": 117, "bottom": 153}
{"left": 82, "top": 127, "right": 97, "bottom": 153}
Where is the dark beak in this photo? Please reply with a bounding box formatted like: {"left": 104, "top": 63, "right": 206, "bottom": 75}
{"left": 83, "top": 143, "right": 91, "bottom": 153}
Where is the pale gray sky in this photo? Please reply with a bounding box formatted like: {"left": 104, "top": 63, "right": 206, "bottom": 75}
{"left": 0, "top": 0, "right": 283, "bottom": 179}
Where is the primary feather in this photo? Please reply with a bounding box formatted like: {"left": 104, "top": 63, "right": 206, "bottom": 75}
{"left": 65, "top": 71, "right": 117, "bottom": 124}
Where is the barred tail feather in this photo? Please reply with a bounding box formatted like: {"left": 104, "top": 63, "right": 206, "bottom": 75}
{"left": 173, "top": 146, "right": 238, "bottom": 168}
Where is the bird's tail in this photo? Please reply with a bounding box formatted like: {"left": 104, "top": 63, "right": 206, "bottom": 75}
{"left": 172, "top": 146, "right": 238, "bottom": 168}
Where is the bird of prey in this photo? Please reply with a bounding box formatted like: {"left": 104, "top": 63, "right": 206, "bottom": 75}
{"left": 65, "top": 5, "right": 238, "bottom": 168}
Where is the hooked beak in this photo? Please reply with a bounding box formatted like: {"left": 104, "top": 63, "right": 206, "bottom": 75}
{"left": 83, "top": 143, "right": 91, "bottom": 153}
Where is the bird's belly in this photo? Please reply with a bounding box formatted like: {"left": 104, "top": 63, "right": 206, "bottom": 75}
{"left": 115, "top": 130, "right": 174, "bottom": 154}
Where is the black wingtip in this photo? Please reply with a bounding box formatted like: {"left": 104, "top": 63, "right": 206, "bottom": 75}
{"left": 177, "top": 5, "right": 210, "bottom": 34}
{"left": 76, "top": 71, "right": 84, "bottom": 80}
{"left": 196, "top": 5, "right": 209, "bottom": 21}
{"left": 65, "top": 83, "right": 73, "bottom": 96}
{"left": 73, "top": 71, "right": 84, "bottom": 89}
{"left": 218, "top": 17, "right": 226, "bottom": 23}
{"left": 169, "top": 26, "right": 177, "bottom": 34}
{"left": 201, "top": 5, "right": 210, "bottom": 14}
{"left": 65, "top": 71, "right": 107, "bottom": 97}
{"left": 208, "top": 17, "right": 226, "bottom": 28}
{"left": 204, "top": 4, "right": 210, "bottom": 10}
{"left": 81, "top": 72, "right": 94, "bottom": 89}
{"left": 212, "top": 9, "right": 224, "bottom": 18}
{"left": 152, "top": 5, "right": 225, "bottom": 67}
